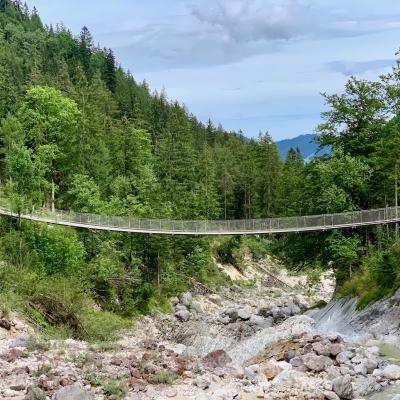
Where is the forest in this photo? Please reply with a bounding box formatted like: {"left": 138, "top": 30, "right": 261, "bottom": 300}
{"left": 0, "top": 1, "right": 399, "bottom": 339}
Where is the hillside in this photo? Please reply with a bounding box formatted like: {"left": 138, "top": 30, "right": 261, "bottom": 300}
{"left": 0, "top": 0, "right": 399, "bottom": 355}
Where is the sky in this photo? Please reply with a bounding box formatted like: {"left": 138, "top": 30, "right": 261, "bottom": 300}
{"left": 25, "top": 0, "right": 400, "bottom": 140}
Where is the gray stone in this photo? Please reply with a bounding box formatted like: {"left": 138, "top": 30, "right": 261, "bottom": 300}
{"left": 175, "top": 309, "right": 191, "bottom": 322}
{"left": 326, "top": 366, "right": 341, "bottom": 380}
{"left": 243, "top": 367, "right": 257, "bottom": 381}
{"left": 179, "top": 292, "right": 193, "bottom": 306}
{"left": 10, "top": 334, "right": 32, "bottom": 348}
{"left": 363, "top": 358, "right": 378, "bottom": 374}
{"left": 313, "top": 342, "right": 330, "bottom": 356}
{"left": 209, "top": 294, "right": 223, "bottom": 305}
{"left": 26, "top": 387, "right": 46, "bottom": 400}
{"left": 237, "top": 308, "right": 252, "bottom": 321}
{"left": 218, "top": 316, "right": 230, "bottom": 325}
{"left": 249, "top": 315, "right": 273, "bottom": 328}
{"left": 224, "top": 308, "right": 238, "bottom": 323}
{"left": 53, "top": 386, "right": 93, "bottom": 400}
{"left": 191, "top": 301, "right": 203, "bottom": 313}
{"left": 170, "top": 296, "right": 179, "bottom": 306}
{"left": 324, "top": 391, "right": 340, "bottom": 400}
{"left": 336, "top": 351, "right": 353, "bottom": 365}
{"left": 302, "top": 353, "right": 327, "bottom": 372}
{"left": 193, "top": 377, "right": 211, "bottom": 390}
{"left": 290, "top": 357, "right": 304, "bottom": 368}
{"left": 332, "top": 375, "right": 353, "bottom": 400}
{"left": 353, "top": 376, "right": 381, "bottom": 397}
{"left": 290, "top": 303, "right": 301, "bottom": 315}
{"left": 175, "top": 304, "right": 187, "bottom": 312}
{"left": 9, "top": 377, "right": 26, "bottom": 391}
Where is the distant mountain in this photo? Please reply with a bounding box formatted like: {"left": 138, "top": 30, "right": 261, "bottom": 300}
{"left": 276, "top": 134, "right": 327, "bottom": 160}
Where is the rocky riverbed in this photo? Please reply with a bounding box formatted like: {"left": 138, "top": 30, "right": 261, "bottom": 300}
{"left": 1, "top": 268, "right": 400, "bottom": 400}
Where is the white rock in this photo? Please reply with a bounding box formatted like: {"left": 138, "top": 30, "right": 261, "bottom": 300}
{"left": 211, "top": 387, "right": 240, "bottom": 400}
{"left": 237, "top": 308, "right": 252, "bottom": 321}
{"left": 382, "top": 365, "right": 400, "bottom": 380}
{"left": 272, "top": 370, "right": 304, "bottom": 387}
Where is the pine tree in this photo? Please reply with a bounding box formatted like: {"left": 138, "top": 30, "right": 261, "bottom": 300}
{"left": 104, "top": 48, "right": 117, "bottom": 93}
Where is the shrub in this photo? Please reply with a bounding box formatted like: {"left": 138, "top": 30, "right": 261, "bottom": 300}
{"left": 82, "top": 310, "right": 128, "bottom": 342}
{"left": 102, "top": 380, "right": 128, "bottom": 398}
{"left": 150, "top": 371, "right": 177, "bottom": 385}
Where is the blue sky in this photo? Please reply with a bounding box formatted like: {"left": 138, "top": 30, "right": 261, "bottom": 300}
{"left": 26, "top": 0, "right": 400, "bottom": 140}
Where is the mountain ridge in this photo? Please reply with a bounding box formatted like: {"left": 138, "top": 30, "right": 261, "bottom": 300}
{"left": 276, "top": 133, "right": 322, "bottom": 160}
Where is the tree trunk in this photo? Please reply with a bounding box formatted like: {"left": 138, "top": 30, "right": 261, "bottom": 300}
{"left": 51, "top": 178, "right": 55, "bottom": 213}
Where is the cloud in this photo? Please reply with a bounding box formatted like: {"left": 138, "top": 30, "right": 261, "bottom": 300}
{"left": 326, "top": 59, "right": 395, "bottom": 76}
{"left": 191, "top": 0, "right": 312, "bottom": 42}
{"left": 112, "top": 0, "right": 400, "bottom": 72}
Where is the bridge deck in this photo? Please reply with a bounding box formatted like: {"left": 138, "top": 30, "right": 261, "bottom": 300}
{"left": 0, "top": 206, "right": 399, "bottom": 235}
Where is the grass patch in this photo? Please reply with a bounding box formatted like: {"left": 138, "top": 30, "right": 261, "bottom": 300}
{"left": 150, "top": 371, "right": 177, "bottom": 385}
{"left": 102, "top": 380, "right": 128, "bottom": 399}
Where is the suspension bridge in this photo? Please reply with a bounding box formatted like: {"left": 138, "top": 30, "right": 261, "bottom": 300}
{"left": 0, "top": 205, "right": 399, "bottom": 235}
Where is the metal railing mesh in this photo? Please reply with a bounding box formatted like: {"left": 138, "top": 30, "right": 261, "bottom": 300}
{"left": 0, "top": 204, "right": 399, "bottom": 235}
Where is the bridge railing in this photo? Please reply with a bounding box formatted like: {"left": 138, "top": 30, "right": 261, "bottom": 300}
{"left": 1, "top": 202, "right": 399, "bottom": 234}
{"left": 27, "top": 206, "right": 400, "bottom": 233}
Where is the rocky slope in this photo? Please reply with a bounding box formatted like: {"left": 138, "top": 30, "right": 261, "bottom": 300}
{"left": 1, "top": 267, "right": 400, "bottom": 400}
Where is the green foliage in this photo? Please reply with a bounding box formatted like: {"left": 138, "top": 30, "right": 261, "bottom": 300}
{"left": 340, "top": 239, "right": 400, "bottom": 308}
{"left": 102, "top": 380, "right": 128, "bottom": 399}
{"left": 23, "top": 225, "right": 84, "bottom": 275}
{"left": 150, "top": 371, "right": 177, "bottom": 385}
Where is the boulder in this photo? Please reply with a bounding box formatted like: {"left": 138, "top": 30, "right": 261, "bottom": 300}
{"left": 382, "top": 364, "right": 400, "bottom": 380}
{"left": 9, "top": 376, "right": 26, "bottom": 391}
{"left": 272, "top": 370, "right": 304, "bottom": 387}
{"left": 203, "top": 350, "right": 232, "bottom": 368}
{"left": 324, "top": 391, "right": 340, "bottom": 400}
{"left": 224, "top": 308, "right": 239, "bottom": 323}
{"left": 329, "top": 343, "right": 344, "bottom": 356}
{"left": 336, "top": 351, "right": 353, "bottom": 365}
{"left": 353, "top": 376, "right": 381, "bottom": 397}
{"left": 332, "top": 375, "right": 353, "bottom": 400}
{"left": 237, "top": 308, "right": 252, "bottom": 321}
{"left": 170, "top": 296, "right": 179, "bottom": 306}
{"left": 289, "top": 356, "right": 304, "bottom": 368}
{"left": 193, "top": 377, "right": 210, "bottom": 390}
{"left": 26, "top": 387, "right": 46, "bottom": 400}
{"left": 249, "top": 315, "right": 273, "bottom": 328}
{"left": 179, "top": 292, "right": 193, "bottom": 307}
{"left": 302, "top": 353, "right": 327, "bottom": 372}
{"left": 191, "top": 301, "right": 203, "bottom": 313}
{"left": 326, "top": 366, "right": 341, "bottom": 380}
{"left": 262, "top": 360, "right": 280, "bottom": 380}
{"left": 175, "top": 309, "right": 191, "bottom": 322}
{"left": 245, "top": 339, "right": 300, "bottom": 365}
{"left": 53, "top": 386, "right": 93, "bottom": 400}
{"left": 211, "top": 387, "right": 240, "bottom": 400}
{"left": 209, "top": 294, "right": 223, "bottom": 305}
{"left": 313, "top": 342, "right": 330, "bottom": 356}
